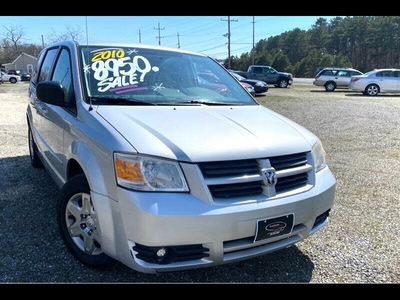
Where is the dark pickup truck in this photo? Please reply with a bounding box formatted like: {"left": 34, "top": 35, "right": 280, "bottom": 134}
{"left": 233, "top": 65, "right": 293, "bottom": 88}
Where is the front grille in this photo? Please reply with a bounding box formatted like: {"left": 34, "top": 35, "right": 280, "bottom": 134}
{"left": 199, "top": 152, "right": 312, "bottom": 200}
{"left": 200, "top": 159, "right": 259, "bottom": 177}
{"left": 269, "top": 152, "right": 307, "bottom": 170}
{"left": 210, "top": 181, "right": 263, "bottom": 198}
{"left": 275, "top": 173, "right": 308, "bottom": 192}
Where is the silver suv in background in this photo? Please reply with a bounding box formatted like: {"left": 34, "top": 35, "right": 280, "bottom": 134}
{"left": 313, "top": 67, "right": 363, "bottom": 92}
{"left": 27, "top": 40, "right": 336, "bottom": 274}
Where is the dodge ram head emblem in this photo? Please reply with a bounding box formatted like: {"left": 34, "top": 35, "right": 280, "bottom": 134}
{"left": 261, "top": 168, "right": 277, "bottom": 186}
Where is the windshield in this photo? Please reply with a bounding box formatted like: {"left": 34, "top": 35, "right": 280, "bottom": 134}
{"left": 231, "top": 72, "right": 245, "bottom": 80}
{"left": 78, "top": 45, "right": 257, "bottom": 105}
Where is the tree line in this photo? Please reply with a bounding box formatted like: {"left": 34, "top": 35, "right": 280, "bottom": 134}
{"left": 0, "top": 24, "right": 82, "bottom": 68}
{"left": 2, "top": 16, "right": 399, "bottom": 77}
{"left": 226, "top": 16, "right": 400, "bottom": 77}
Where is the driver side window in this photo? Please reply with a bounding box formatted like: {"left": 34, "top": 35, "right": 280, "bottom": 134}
{"left": 52, "top": 48, "right": 74, "bottom": 104}
{"left": 38, "top": 48, "right": 58, "bottom": 83}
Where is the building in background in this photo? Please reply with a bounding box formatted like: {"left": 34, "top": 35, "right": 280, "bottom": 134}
{"left": 2, "top": 52, "right": 37, "bottom": 74}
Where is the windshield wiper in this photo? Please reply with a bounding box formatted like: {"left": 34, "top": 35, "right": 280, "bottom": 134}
{"left": 90, "top": 97, "right": 157, "bottom": 106}
{"left": 173, "top": 100, "right": 242, "bottom": 106}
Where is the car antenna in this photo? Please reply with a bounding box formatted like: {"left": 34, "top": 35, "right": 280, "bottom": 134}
{"left": 85, "top": 16, "right": 93, "bottom": 112}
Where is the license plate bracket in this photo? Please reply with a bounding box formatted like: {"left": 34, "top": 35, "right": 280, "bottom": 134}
{"left": 254, "top": 213, "right": 294, "bottom": 242}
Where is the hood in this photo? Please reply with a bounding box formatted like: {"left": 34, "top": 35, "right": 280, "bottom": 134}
{"left": 242, "top": 78, "right": 265, "bottom": 85}
{"left": 278, "top": 71, "right": 293, "bottom": 77}
{"left": 96, "top": 105, "right": 316, "bottom": 162}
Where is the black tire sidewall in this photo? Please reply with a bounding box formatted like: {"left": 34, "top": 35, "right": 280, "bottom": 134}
{"left": 279, "top": 79, "right": 288, "bottom": 88}
{"left": 56, "top": 174, "right": 116, "bottom": 268}
{"left": 325, "top": 82, "right": 336, "bottom": 92}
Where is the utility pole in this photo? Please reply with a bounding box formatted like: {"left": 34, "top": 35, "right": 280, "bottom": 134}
{"left": 252, "top": 16, "right": 255, "bottom": 65}
{"left": 221, "top": 16, "right": 238, "bottom": 69}
{"left": 177, "top": 32, "right": 180, "bottom": 49}
{"left": 154, "top": 22, "right": 165, "bottom": 45}
{"left": 138, "top": 29, "right": 141, "bottom": 43}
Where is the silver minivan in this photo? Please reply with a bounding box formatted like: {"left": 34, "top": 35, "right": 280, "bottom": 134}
{"left": 27, "top": 40, "right": 336, "bottom": 274}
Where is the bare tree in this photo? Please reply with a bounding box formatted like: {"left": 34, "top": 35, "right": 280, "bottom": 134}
{"left": 46, "top": 25, "right": 83, "bottom": 45}
{"left": 0, "top": 24, "right": 84, "bottom": 66}
{"left": 2, "top": 25, "right": 25, "bottom": 51}
{"left": 1, "top": 25, "right": 27, "bottom": 64}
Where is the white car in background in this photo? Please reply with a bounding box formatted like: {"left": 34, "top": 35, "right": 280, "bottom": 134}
{"left": 349, "top": 68, "right": 400, "bottom": 96}
{"left": 1, "top": 71, "right": 21, "bottom": 83}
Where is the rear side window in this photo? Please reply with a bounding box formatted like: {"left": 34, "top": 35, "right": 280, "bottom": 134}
{"left": 376, "top": 71, "right": 392, "bottom": 77}
{"left": 337, "top": 70, "right": 349, "bottom": 77}
{"left": 322, "top": 70, "right": 336, "bottom": 76}
{"left": 252, "top": 67, "right": 262, "bottom": 74}
{"left": 350, "top": 70, "right": 362, "bottom": 76}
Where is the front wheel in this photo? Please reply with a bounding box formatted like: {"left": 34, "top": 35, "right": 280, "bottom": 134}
{"left": 57, "top": 174, "right": 117, "bottom": 269}
{"left": 365, "top": 84, "right": 379, "bottom": 96}
{"left": 10, "top": 78, "right": 17, "bottom": 83}
{"left": 278, "top": 79, "right": 289, "bottom": 88}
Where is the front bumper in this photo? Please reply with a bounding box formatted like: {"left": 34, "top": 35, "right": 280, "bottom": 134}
{"left": 91, "top": 167, "right": 336, "bottom": 274}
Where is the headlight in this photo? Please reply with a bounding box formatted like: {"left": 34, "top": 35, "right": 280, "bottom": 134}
{"left": 312, "top": 140, "right": 327, "bottom": 173}
{"left": 114, "top": 153, "right": 189, "bottom": 192}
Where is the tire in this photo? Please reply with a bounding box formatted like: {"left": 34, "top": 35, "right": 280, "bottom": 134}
{"left": 10, "top": 78, "right": 17, "bottom": 84}
{"left": 28, "top": 126, "right": 44, "bottom": 168}
{"left": 278, "top": 79, "right": 289, "bottom": 88}
{"left": 364, "top": 84, "right": 379, "bottom": 96}
{"left": 325, "top": 82, "right": 336, "bottom": 92}
{"left": 57, "top": 174, "right": 117, "bottom": 269}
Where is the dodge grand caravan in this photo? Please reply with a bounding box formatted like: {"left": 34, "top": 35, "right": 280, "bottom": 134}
{"left": 27, "top": 40, "right": 336, "bottom": 274}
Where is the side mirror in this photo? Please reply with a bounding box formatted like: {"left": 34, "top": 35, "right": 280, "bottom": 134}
{"left": 36, "top": 81, "right": 70, "bottom": 107}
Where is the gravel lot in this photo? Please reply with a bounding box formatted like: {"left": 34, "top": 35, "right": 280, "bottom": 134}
{"left": 1, "top": 81, "right": 399, "bottom": 283}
